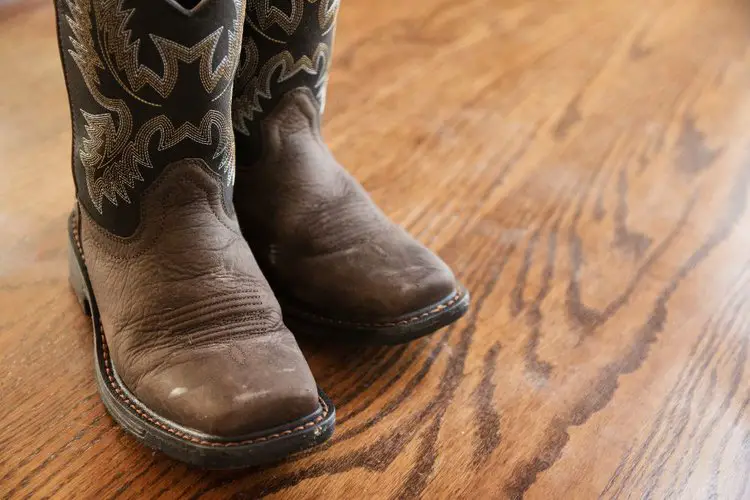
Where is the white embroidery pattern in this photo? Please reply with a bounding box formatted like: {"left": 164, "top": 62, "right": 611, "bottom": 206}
{"left": 64, "top": 0, "right": 244, "bottom": 212}
{"left": 232, "top": 0, "right": 339, "bottom": 135}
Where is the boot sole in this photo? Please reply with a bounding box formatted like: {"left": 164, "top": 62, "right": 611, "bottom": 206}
{"left": 280, "top": 288, "right": 471, "bottom": 345}
{"left": 67, "top": 212, "right": 335, "bottom": 469}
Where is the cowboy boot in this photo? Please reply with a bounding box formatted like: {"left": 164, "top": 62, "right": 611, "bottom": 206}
{"left": 231, "top": 1, "right": 470, "bottom": 344}
{"left": 55, "top": 0, "right": 334, "bottom": 468}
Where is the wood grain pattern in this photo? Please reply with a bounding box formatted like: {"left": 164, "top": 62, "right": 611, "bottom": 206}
{"left": 2, "top": 0, "right": 750, "bottom": 497}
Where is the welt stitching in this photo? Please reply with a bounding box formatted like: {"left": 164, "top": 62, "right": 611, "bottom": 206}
{"left": 72, "top": 218, "right": 329, "bottom": 446}
{"left": 288, "top": 291, "right": 465, "bottom": 328}
{"left": 101, "top": 332, "right": 328, "bottom": 447}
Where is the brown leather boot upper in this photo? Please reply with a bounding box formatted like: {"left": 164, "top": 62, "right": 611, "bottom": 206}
{"left": 233, "top": 90, "right": 459, "bottom": 322}
{"left": 80, "top": 161, "right": 319, "bottom": 435}
{"left": 56, "top": 0, "right": 320, "bottom": 436}
{"left": 231, "top": 1, "right": 462, "bottom": 327}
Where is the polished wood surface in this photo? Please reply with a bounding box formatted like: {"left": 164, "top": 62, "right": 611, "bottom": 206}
{"left": 3, "top": 0, "right": 750, "bottom": 497}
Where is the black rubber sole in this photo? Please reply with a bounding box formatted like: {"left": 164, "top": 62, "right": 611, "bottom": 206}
{"left": 68, "top": 212, "right": 335, "bottom": 469}
{"left": 280, "top": 288, "right": 471, "bottom": 345}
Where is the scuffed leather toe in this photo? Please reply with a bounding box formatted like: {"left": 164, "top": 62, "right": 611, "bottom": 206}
{"left": 396, "top": 255, "right": 459, "bottom": 316}
{"left": 233, "top": 90, "right": 467, "bottom": 338}
{"left": 81, "top": 164, "right": 323, "bottom": 438}
{"left": 278, "top": 229, "right": 459, "bottom": 322}
{"left": 380, "top": 235, "right": 459, "bottom": 318}
{"left": 129, "top": 330, "right": 320, "bottom": 437}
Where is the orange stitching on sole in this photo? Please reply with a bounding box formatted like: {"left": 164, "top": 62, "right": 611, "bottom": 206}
{"left": 71, "top": 211, "right": 329, "bottom": 448}
{"left": 286, "top": 290, "right": 467, "bottom": 328}
{"left": 99, "top": 331, "right": 329, "bottom": 447}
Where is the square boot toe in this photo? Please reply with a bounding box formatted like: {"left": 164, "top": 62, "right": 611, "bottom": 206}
{"left": 281, "top": 242, "right": 460, "bottom": 322}
{"left": 122, "top": 332, "right": 320, "bottom": 437}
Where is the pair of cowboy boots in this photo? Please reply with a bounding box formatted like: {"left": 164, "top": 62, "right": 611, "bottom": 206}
{"left": 55, "top": 0, "right": 469, "bottom": 468}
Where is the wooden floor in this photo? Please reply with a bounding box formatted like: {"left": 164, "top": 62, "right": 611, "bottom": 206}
{"left": 3, "top": 0, "right": 750, "bottom": 497}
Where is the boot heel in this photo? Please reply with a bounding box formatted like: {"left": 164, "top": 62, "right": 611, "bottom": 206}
{"left": 68, "top": 234, "right": 91, "bottom": 317}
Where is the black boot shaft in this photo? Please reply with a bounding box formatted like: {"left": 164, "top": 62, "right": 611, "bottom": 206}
{"left": 55, "top": 0, "right": 244, "bottom": 236}
{"left": 232, "top": 0, "right": 339, "bottom": 166}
